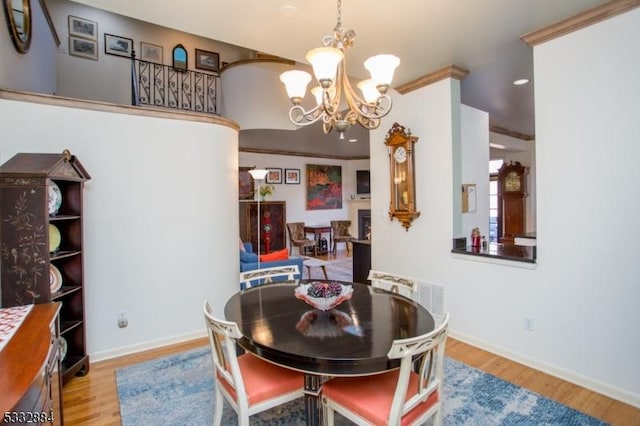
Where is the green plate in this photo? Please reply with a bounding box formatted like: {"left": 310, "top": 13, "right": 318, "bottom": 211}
{"left": 49, "top": 224, "right": 61, "bottom": 252}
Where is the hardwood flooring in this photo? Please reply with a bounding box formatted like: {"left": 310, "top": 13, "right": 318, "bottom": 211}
{"left": 62, "top": 249, "right": 640, "bottom": 425}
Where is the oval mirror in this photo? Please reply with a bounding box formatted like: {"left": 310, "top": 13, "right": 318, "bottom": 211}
{"left": 3, "top": 0, "right": 31, "bottom": 53}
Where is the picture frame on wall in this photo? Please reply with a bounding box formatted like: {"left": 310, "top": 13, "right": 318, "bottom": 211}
{"left": 285, "top": 168, "right": 300, "bottom": 184}
{"left": 69, "top": 36, "right": 98, "bottom": 60}
{"left": 239, "top": 167, "right": 255, "bottom": 200}
{"left": 140, "top": 42, "right": 163, "bottom": 63}
{"left": 104, "top": 34, "right": 133, "bottom": 57}
{"left": 68, "top": 15, "right": 97, "bottom": 40}
{"left": 195, "top": 49, "right": 220, "bottom": 72}
{"left": 306, "top": 164, "right": 342, "bottom": 210}
{"left": 266, "top": 168, "right": 283, "bottom": 184}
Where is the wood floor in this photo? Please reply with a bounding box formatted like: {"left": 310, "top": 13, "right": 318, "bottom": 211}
{"left": 62, "top": 250, "right": 640, "bottom": 425}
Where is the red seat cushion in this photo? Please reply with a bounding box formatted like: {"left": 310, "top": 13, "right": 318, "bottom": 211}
{"left": 217, "top": 353, "right": 302, "bottom": 406}
{"left": 322, "top": 370, "right": 439, "bottom": 425}
{"left": 259, "top": 248, "right": 289, "bottom": 262}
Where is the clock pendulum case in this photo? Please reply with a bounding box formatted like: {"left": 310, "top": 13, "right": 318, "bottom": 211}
{"left": 384, "top": 122, "right": 420, "bottom": 230}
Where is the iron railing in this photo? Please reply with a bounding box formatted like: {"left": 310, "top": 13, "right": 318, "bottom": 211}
{"left": 131, "top": 56, "right": 219, "bottom": 115}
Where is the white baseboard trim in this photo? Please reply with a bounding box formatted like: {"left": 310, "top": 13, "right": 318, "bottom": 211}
{"left": 449, "top": 329, "right": 640, "bottom": 409}
{"left": 89, "top": 330, "right": 207, "bottom": 363}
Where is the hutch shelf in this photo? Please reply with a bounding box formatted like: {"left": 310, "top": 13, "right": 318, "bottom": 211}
{"left": 0, "top": 150, "right": 91, "bottom": 384}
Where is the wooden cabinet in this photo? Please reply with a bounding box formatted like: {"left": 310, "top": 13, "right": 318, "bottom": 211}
{"left": 0, "top": 151, "right": 91, "bottom": 385}
{"left": 239, "top": 201, "right": 286, "bottom": 254}
{"left": 0, "top": 303, "right": 63, "bottom": 425}
{"left": 497, "top": 161, "right": 527, "bottom": 244}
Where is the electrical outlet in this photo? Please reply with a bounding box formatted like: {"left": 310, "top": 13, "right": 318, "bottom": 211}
{"left": 117, "top": 311, "right": 128, "bottom": 328}
{"left": 524, "top": 316, "right": 535, "bottom": 331}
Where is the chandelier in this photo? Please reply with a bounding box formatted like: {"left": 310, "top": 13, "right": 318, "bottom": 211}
{"left": 279, "top": 0, "right": 400, "bottom": 139}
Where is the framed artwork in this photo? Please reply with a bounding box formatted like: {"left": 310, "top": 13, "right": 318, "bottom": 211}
{"left": 195, "top": 49, "right": 220, "bottom": 72}
{"left": 68, "top": 15, "right": 97, "bottom": 40}
{"left": 285, "top": 168, "right": 300, "bottom": 184}
{"left": 140, "top": 42, "right": 163, "bottom": 63}
{"left": 266, "top": 168, "right": 282, "bottom": 184}
{"left": 104, "top": 34, "right": 133, "bottom": 57}
{"left": 306, "top": 164, "right": 342, "bottom": 210}
{"left": 238, "top": 167, "right": 255, "bottom": 200}
{"left": 69, "top": 36, "right": 98, "bottom": 60}
{"left": 172, "top": 44, "right": 188, "bottom": 72}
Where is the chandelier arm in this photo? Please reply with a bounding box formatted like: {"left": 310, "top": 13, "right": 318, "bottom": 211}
{"left": 340, "top": 62, "right": 394, "bottom": 121}
{"left": 288, "top": 104, "right": 325, "bottom": 127}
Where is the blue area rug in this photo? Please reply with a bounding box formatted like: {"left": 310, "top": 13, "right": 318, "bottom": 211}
{"left": 116, "top": 346, "right": 607, "bottom": 425}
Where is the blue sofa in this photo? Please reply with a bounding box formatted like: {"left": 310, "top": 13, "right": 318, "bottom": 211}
{"left": 239, "top": 242, "right": 304, "bottom": 278}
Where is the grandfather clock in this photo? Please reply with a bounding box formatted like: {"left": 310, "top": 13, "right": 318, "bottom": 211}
{"left": 497, "top": 161, "right": 527, "bottom": 244}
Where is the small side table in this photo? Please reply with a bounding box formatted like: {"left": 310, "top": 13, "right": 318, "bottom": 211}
{"left": 303, "top": 258, "right": 329, "bottom": 280}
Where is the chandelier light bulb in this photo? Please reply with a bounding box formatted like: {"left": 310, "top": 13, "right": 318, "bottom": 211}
{"left": 306, "top": 47, "right": 344, "bottom": 87}
{"left": 357, "top": 79, "right": 379, "bottom": 103}
{"left": 364, "top": 54, "right": 400, "bottom": 92}
{"left": 311, "top": 86, "right": 324, "bottom": 106}
{"left": 280, "top": 70, "right": 312, "bottom": 104}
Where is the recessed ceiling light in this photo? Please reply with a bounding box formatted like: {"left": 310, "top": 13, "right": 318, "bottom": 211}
{"left": 513, "top": 79, "right": 529, "bottom": 86}
{"left": 280, "top": 5, "right": 298, "bottom": 18}
{"left": 348, "top": 138, "right": 358, "bottom": 143}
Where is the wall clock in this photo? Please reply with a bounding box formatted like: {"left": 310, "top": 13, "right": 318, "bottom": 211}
{"left": 384, "top": 122, "right": 420, "bottom": 230}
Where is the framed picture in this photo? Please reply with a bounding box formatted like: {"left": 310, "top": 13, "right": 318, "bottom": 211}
{"left": 140, "top": 42, "right": 163, "bottom": 63}
{"left": 238, "top": 167, "right": 255, "bottom": 200}
{"left": 266, "top": 168, "right": 282, "bottom": 184}
{"left": 69, "top": 36, "right": 98, "bottom": 60}
{"left": 104, "top": 34, "right": 133, "bottom": 57}
{"left": 172, "top": 44, "right": 188, "bottom": 72}
{"left": 285, "top": 168, "right": 300, "bottom": 184}
{"left": 195, "top": 49, "right": 220, "bottom": 72}
{"left": 306, "top": 164, "right": 342, "bottom": 210}
{"left": 68, "top": 15, "right": 97, "bottom": 40}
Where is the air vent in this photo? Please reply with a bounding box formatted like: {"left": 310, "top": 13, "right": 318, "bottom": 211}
{"left": 418, "top": 281, "right": 446, "bottom": 324}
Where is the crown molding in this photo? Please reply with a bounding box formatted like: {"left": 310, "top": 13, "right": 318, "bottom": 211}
{"left": 521, "top": 0, "right": 640, "bottom": 46}
{"left": 395, "top": 65, "right": 469, "bottom": 95}
{"left": 239, "top": 147, "right": 369, "bottom": 161}
{"left": 489, "top": 125, "right": 535, "bottom": 141}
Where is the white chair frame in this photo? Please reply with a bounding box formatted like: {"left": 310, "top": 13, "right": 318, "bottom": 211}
{"left": 239, "top": 264, "right": 299, "bottom": 290}
{"left": 203, "top": 301, "right": 304, "bottom": 426}
{"left": 323, "top": 313, "right": 450, "bottom": 426}
{"left": 368, "top": 269, "right": 419, "bottom": 299}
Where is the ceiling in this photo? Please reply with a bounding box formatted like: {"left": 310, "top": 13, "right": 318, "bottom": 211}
{"left": 75, "top": 0, "right": 607, "bottom": 155}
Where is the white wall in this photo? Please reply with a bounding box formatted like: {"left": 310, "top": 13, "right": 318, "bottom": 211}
{"left": 369, "top": 9, "right": 640, "bottom": 407}
{"left": 0, "top": 96, "right": 240, "bottom": 360}
{"left": 239, "top": 152, "right": 369, "bottom": 241}
{"left": 461, "top": 105, "right": 490, "bottom": 239}
{"left": 0, "top": 0, "right": 57, "bottom": 93}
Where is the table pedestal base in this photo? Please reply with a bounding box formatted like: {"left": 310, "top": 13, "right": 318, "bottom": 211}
{"left": 303, "top": 373, "right": 322, "bottom": 426}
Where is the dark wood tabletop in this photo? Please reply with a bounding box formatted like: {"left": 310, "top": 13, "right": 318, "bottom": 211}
{"left": 224, "top": 280, "right": 435, "bottom": 425}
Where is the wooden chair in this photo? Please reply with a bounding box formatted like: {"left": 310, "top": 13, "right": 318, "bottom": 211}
{"left": 330, "top": 220, "right": 355, "bottom": 254}
{"left": 368, "top": 269, "right": 419, "bottom": 300}
{"left": 322, "top": 313, "right": 450, "bottom": 426}
{"left": 286, "top": 222, "right": 316, "bottom": 256}
{"left": 203, "top": 301, "right": 304, "bottom": 426}
{"left": 239, "top": 264, "right": 299, "bottom": 290}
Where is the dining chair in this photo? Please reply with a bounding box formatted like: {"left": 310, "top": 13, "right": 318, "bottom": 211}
{"left": 368, "top": 269, "right": 419, "bottom": 300}
{"left": 330, "top": 220, "right": 355, "bottom": 254}
{"left": 203, "top": 301, "right": 305, "bottom": 426}
{"left": 239, "top": 264, "right": 300, "bottom": 290}
{"left": 322, "top": 313, "right": 450, "bottom": 426}
{"left": 286, "top": 222, "right": 316, "bottom": 256}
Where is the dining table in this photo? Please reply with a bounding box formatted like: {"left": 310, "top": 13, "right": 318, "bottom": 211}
{"left": 224, "top": 279, "right": 435, "bottom": 426}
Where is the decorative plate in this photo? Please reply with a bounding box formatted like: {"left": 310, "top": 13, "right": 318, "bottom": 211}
{"left": 48, "top": 180, "right": 62, "bottom": 216}
{"left": 59, "top": 336, "right": 68, "bottom": 361}
{"left": 49, "top": 224, "right": 61, "bottom": 253}
{"left": 294, "top": 281, "right": 353, "bottom": 311}
{"left": 49, "top": 263, "right": 63, "bottom": 293}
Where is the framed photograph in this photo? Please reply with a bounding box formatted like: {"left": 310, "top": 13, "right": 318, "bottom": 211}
{"left": 104, "top": 34, "right": 133, "bottom": 57}
{"left": 172, "top": 44, "right": 188, "bottom": 72}
{"left": 238, "top": 167, "right": 255, "bottom": 200}
{"left": 140, "top": 42, "right": 163, "bottom": 63}
{"left": 69, "top": 36, "right": 98, "bottom": 60}
{"left": 306, "top": 164, "right": 342, "bottom": 210}
{"left": 195, "top": 49, "right": 220, "bottom": 72}
{"left": 68, "top": 15, "right": 97, "bottom": 40}
{"left": 266, "top": 168, "right": 283, "bottom": 184}
{"left": 285, "top": 168, "right": 300, "bottom": 184}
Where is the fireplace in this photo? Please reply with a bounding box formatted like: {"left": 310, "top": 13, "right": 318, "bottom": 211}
{"left": 357, "top": 209, "right": 371, "bottom": 240}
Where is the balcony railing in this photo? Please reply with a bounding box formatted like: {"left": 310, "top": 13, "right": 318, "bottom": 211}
{"left": 131, "top": 57, "right": 219, "bottom": 115}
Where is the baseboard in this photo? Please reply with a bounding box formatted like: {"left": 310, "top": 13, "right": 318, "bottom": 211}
{"left": 89, "top": 330, "right": 207, "bottom": 363}
{"left": 449, "top": 329, "right": 640, "bottom": 409}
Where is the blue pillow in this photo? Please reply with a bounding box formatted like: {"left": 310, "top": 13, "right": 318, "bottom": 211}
{"left": 239, "top": 250, "right": 258, "bottom": 263}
